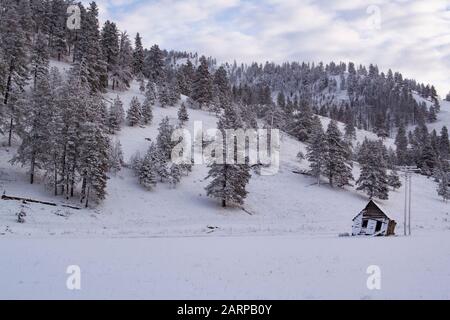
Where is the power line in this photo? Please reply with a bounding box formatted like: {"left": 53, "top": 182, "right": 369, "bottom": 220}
{"left": 396, "top": 166, "right": 420, "bottom": 236}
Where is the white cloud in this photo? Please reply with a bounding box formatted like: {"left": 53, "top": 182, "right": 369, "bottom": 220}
{"left": 94, "top": 0, "right": 450, "bottom": 96}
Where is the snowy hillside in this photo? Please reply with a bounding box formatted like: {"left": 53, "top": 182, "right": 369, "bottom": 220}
{"left": 1, "top": 57, "right": 450, "bottom": 299}
{"left": 0, "top": 64, "right": 447, "bottom": 239}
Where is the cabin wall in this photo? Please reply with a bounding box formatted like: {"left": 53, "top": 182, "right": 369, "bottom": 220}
{"left": 352, "top": 217, "right": 389, "bottom": 236}
{"left": 352, "top": 213, "right": 363, "bottom": 236}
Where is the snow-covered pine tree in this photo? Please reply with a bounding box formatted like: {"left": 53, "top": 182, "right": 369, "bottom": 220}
{"left": 132, "top": 33, "right": 145, "bottom": 76}
{"left": 306, "top": 116, "right": 326, "bottom": 185}
{"left": 168, "top": 76, "right": 181, "bottom": 106}
{"left": 100, "top": 20, "right": 119, "bottom": 77}
{"left": 158, "top": 82, "right": 171, "bottom": 108}
{"left": 291, "top": 100, "right": 313, "bottom": 142}
{"left": 344, "top": 112, "right": 356, "bottom": 142}
{"left": 439, "top": 126, "right": 450, "bottom": 160}
{"left": 42, "top": 67, "right": 65, "bottom": 196}
{"left": 145, "top": 81, "right": 157, "bottom": 104}
{"left": 144, "top": 44, "right": 165, "bottom": 84}
{"left": 191, "top": 56, "right": 213, "bottom": 108}
{"left": 108, "top": 139, "right": 124, "bottom": 174}
{"left": 137, "top": 72, "right": 145, "bottom": 92}
{"left": 324, "top": 120, "right": 354, "bottom": 187}
{"left": 395, "top": 123, "right": 408, "bottom": 165}
{"left": 139, "top": 143, "right": 159, "bottom": 190}
{"left": 1, "top": 0, "right": 30, "bottom": 146}
{"left": 156, "top": 116, "right": 175, "bottom": 160}
{"left": 111, "top": 31, "right": 133, "bottom": 90}
{"left": 155, "top": 148, "right": 169, "bottom": 182}
{"left": 177, "top": 60, "right": 195, "bottom": 97}
{"left": 420, "top": 139, "right": 437, "bottom": 176}
{"left": 48, "top": 0, "right": 66, "bottom": 61}
{"left": 13, "top": 68, "right": 52, "bottom": 184}
{"left": 437, "top": 168, "right": 450, "bottom": 202}
{"left": 74, "top": 2, "right": 108, "bottom": 93}
{"left": 213, "top": 66, "right": 231, "bottom": 109}
{"left": 79, "top": 122, "right": 110, "bottom": 207}
{"left": 177, "top": 102, "right": 189, "bottom": 126}
{"left": 387, "top": 170, "right": 402, "bottom": 190}
{"left": 129, "top": 151, "right": 142, "bottom": 176}
{"left": 356, "top": 139, "right": 389, "bottom": 199}
{"left": 141, "top": 96, "right": 154, "bottom": 125}
{"left": 30, "top": 31, "right": 49, "bottom": 89}
{"left": 168, "top": 163, "right": 182, "bottom": 187}
{"left": 205, "top": 103, "right": 251, "bottom": 207}
{"left": 108, "top": 95, "right": 125, "bottom": 133}
{"left": 126, "top": 96, "right": 142, "bottom": 126}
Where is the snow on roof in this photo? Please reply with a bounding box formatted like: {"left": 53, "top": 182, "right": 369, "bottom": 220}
{"left": 352, "top": 200, "right": 391, "bottom": 221}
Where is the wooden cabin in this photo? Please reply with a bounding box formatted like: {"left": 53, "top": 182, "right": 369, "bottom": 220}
{"left": 352, "top": 200, "right": 396, "bottom": 236}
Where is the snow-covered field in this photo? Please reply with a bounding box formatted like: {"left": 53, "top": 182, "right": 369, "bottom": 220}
{"left": 1, "top": 62, "right": 449, "bottom": 299}
{"left": 1, "top": 235, "right": 449, "bottom": 299}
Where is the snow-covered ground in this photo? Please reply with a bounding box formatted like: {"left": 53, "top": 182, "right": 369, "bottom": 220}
{"left": 1, "top": 61, "right": 449, "bottom": 299}
{"left": 1, "top": 235, "right": 449, "bottom": 299}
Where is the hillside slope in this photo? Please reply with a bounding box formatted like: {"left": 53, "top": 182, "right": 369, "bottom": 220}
{"left": 1, "top": 71, "right": 449, "bottom": 238}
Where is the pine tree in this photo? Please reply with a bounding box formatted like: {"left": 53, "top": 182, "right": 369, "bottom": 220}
{"left": 1, "top": 1, "right": 30, "bottom": 146}
{"left": 137, "top": 72, "right": 145, "bottom": 92}
{"left": 126, "top": 96, "right": 142, "bottom": 126}
{"left": 168, "top": 163, "right": 182, "bottom": 187}
{"left": 74, "top": 2, "right": 108, "bottom": 93}
{"left": 30, "top": 31, "right": 49, "bottom": 89}
{"left": 141, "top": 96, "right": 154, "bottom": 125}
{"left": 139, "top": 143, "right": 158, "bottom": 190}
{"left": 205, "top": 103, "right": 251, "bottom": 207}
{"left": 428, "top": 105, "right": 437, "bottom": 122}
{"left": 111, "top": 31, "right": 133, "bottom": 90}
{"left": 177, "top": 60, "right": 195, "bottom": 97}
{"left": 356, "top": 140, "right": 389, "bottom": 199}
{"left": 177, "top": 102, "right": 189, "bottom": 126}
{"left": 129, "top": 151, "right": 142, "bottom": 176}
{"left": 324, "top": 120, "right": 354, "bottom": 187}
{"left": 437, "top": 168, "right": 450, "bottom": 202}
{"left": 306, "top": 117, "right": 326, "bottom": 185}
{"left": 13, "top": 68, "right": 52, "bottom": 184}
{"left": 395, "top": 124, "right": 408, "bottom": 165}
{"left": 192, "top": 56, "right": 213, "bottom": 108}
{"left": 439, "top": 126, "right": 450, "bottom": 160}
{"left": 213, "top": 66, "right": 231, "bottom": 108}
{"left": 100, "top": 20, "right": 119, "bottom": 77}
{"left": 158, "top": 82, "right": 171, "bottom": 108}
{"left": 344, "top": 112, "right": 356, "bottom": 142}
{"left": 291, "top": 101, "right": 313, "bottom": 142}
{"left": 108, "top": 95, "right": 125, "bottom": 133}
{"left": 48, "top": 0, "right": 66, "bottom": 61}
{"left": 387, "top": 170, "right": 402, "bottom": 190}
{"left": 132, "top": 33, "right": 145, "bottom": 76}
{"left": 78, "top": 122, "right": 110, "bottom": 207}
{"left": 156, "top": 116, "right": 175, "bottom": 160}
{"left": 108, "top": 139, "right": 124, "bottom": 174}
{"left": 155, "top": 148, "right": 169, "bottom": 182}
{"left": 145, "top": 81, "right": 157, "bottom": 105}
{"left": 144, "top": 44, "right": 165, "bottom": 84}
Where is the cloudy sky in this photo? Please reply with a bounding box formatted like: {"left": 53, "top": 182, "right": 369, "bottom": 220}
{"left": 92, "top": 0, "right": 450, "bottom": 96}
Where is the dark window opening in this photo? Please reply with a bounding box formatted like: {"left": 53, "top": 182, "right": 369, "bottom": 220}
{"left": 375, "top": 221, "right": 382, "bottom": 232}
{"left": 362, "top": 220, "right": 368, "bottom": 228}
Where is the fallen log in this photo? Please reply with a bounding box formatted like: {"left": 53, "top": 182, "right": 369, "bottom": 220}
{"left": 1, "top": 194, "right": 81, "bottom": 210}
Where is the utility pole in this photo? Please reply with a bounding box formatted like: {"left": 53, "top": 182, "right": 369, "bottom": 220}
{"left": 397, "top": 166, "right": 419, "bottom": 236}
